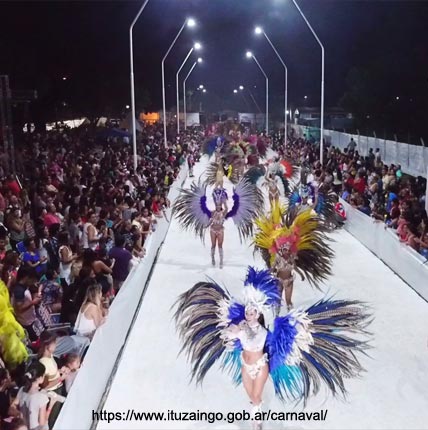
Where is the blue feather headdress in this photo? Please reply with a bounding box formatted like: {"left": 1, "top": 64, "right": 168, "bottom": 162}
{"left": 243, "top": 266, "right": 281, "bottom": 315}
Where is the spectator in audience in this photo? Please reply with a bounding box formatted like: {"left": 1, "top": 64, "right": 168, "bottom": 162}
{"left": 38, "top": 332, "right": 66, "bottom": 396}
{"left": 10, "top": 362, "right": 51, "bottom": 430}
{"left": 40, "top": 269, "right": 62, "bottom": 312}
{"left": 58, "top": 231, "right": 76, "bottom": 286}
{"left": 12, "top": 267, "right": 44, "bottom": 341}
{"left": 22, "top": 239, "right": 47, "bottom": 276}
{"left": 74, "top": 284, "right": 107, "bottom": 339}
{"left": 9, "top": 417, "right": 29, "bottom": 430}
{"left": 63, "top": 354, "right": 81, "bottom": 394}
{"left": 109, "top": 235, "right": 133, "bottom": 291}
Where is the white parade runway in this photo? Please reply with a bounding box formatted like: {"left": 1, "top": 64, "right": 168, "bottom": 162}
{"left": 98, "top": 158, "right": 428, "bottom": 430}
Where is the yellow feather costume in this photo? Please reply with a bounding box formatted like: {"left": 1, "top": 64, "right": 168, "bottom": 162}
{"left": 254, "top": 202, "right": 334, "bottom": 288}
{"left": 0, "top": 280, "right": 28, "bottom": 367}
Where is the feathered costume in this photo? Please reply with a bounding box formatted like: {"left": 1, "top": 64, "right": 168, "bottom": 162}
{"left": 203, "top": 136, "right": 239, "bottom": 186}
{"left": 172, "top": 178, "right": 264, "bottom": 242}
{"left": 244, "top": 158, "right": 297, "bottom": 206}
{"left": 0, "top": 280, "right": 28, "bottom": 367}
{"left": 254, "top": 203, "right": 334, "bottom": 289}
{"left": 288, "top": 183, "right": 340, "bottom": 229}
{"left": 174, "top": 266, "right": 371, "bottom": 406}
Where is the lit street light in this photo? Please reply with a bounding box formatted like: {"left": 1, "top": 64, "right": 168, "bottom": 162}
{"left": 202, "top": 89, "right": 206, "bottom": 93}
{"left": 239, "top": 85, "right": 244, "bottom": 90}
{"left": 161, "top": 17, "right": 196, "bottom": 146}
{"left": 246, "top": 51, "right": 269, "bottom": 134}
{"left": 176, "top": 42, "right": 202, "bottom": 134}
{"left": 183, "top": 58, "right": 202, "bottom": 130}
{"left": 255, "top": 25, "right": 288, "bottom": 142}
{"left": 199, "top": 85, "right": 204, "bottom": 89}
{"left": 233, "top": 89, "right": 238, "bottom": 93}
{"left": 126, "top": 105, "right": 130, "bottom": 109}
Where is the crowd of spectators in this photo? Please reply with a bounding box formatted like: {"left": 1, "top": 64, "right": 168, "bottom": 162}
{"left": 0, "top": 122, "right": 202, "bottom": 430}
{"left": 278, "top": 130, "right": 428, "bottom": 259}
{"left": 1, "top": 119, "right": 427, "bottom": 429}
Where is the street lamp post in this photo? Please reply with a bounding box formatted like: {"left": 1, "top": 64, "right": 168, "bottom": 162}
{"left": 129, "top": 0, "right": 150, "bottom": 171}
{"left": 238, "top": 85, "right": 262, "bottom": 114}
{"left": 255, "top": 26, "right": 288, "bottom": 144}
{"left": 246, "top": 51, "right": 269, "bottom": 134}
{"left": 176, "top": 42, "right": 201, "bottom": 134}
{"left": 183, "top": 58, "right": 202, "bottom": 130}
{"left": 291, "top": 0, "right": 325, "bottom": 164}
{"left": 161, "top": 18, "right": 196, "bottom": 148}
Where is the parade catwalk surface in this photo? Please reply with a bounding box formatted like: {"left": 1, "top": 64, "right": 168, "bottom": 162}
{"left": 98, "top": 158, "right": 428, "bottom": 430}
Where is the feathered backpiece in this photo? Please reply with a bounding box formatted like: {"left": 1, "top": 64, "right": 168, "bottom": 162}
{"left": 243, "top": 165, "right": 266, "bottom": 185}
{"left": 267, "top": 298, "right": 372, "bottom": 404}
{"left": 173, "top": 280, "right": 245, "bottom": 385}
{"left": 254, "top": 204, "right": 334, "bottom": 288}
{"left": 314, "top": 188, "right": 340, "bottom": 228}
{"left": 280, "top": 160, "right": 297, "bottom": 179}
{"left": 226, "top": 179, "right": 264, "bottom": 241}
{"left": 0, "top": 280, "right": 28, "bottom": 367}
{"left": 205, "top": 160, "right": 239, "bottom": 186}
{"left": 202, "top": 136, "right": 225, "bottom": 157}
{"left": 172, "top": 181, "right": 211, "bottom": 241}
{"left": 174, "top": 272, "right": 372, "bottom": 403}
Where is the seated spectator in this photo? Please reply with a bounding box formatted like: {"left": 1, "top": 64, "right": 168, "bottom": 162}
{"left": 74, "top": 284, "right": 107, "bottom": 339}
{"left": 386, "top": 198, "right": 400, "bottom": 228}
{"left": 38, "top": 332, "right": 66, "bottom": 396}
{"left": 63, "top": 354, "right": 81, "bottom": 394}
{"left": 9, "top": 417, "right": 29, "bottom": 430}
{"left": 40, "top": 269, "right": 62, "bottom": 313}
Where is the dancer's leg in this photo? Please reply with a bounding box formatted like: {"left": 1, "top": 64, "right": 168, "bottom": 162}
{"left": 241, "top": 366, "right": 254, "bottom": 402}
{"left": 210, "top": 230, "right": 217, "bottom": 266}
{"left": 218, "top": 230, "right": 224, "bottom": 268}
{"left": 284, "top": 279, "right": 294, "bottom": 310}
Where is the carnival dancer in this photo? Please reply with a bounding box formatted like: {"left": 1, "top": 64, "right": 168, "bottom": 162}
{"left": 262, "top": 171, "right": 281, "bottom": 209}
{"left": 245, "top": 158, "right": 296, "bottom": 210}
{"left": 174, "top": 266, "right": 371, "bottom": 430}
{"left": 288, "top": 182, "right": 339, "bottom": 229}
{"left": 172, "top": 179, "right": 263, "bottom": 268}
{"left": 254, "top": 203, "right": 333, "bottom": 310}
{"left": 187, "top": 151, "right": 195, "bottom": 178}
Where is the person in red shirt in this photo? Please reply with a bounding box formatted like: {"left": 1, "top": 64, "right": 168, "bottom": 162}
{"left": 353, "top": 172, "right": 366, "bottom": 195}
{"left": 5, "top": 175, "right": 21, "bottom": 196}
{"left": 151, "top": 195, "right": 162, "bottom": 217}
{"left": 43, "top": 204, "right": 61, "bottom": 228}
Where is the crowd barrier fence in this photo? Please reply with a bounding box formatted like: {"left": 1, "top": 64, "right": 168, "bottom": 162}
{"left": 291, "top": 124, "right": 428, "bottom": 178}
{"left": 340, "top": 198, "right": 428, "bottom": 302}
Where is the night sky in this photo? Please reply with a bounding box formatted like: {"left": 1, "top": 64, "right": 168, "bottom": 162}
{"left": 1, "top": 0, "right": 428, "bottom": 135}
